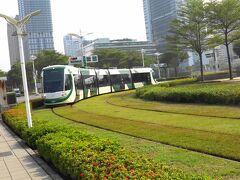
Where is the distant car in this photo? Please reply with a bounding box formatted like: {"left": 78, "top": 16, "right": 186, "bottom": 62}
{"left": 13, "top": 88, "right": 21, "bottom": 97}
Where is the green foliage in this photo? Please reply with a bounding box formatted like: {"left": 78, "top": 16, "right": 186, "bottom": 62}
{"left": 31, "top": 98, "right": 44, "bottom": 109}
{"left": 206, "top": 0, "right": 240, "bottom": 79}
{"left": 2, "top": 104, "right": 208, "bottom": 180}
{"left": 34, "top": 50, "right": 68, "bottom": 78}
{"left": 6, "top": 62, "right": 23, "bottom": 89}
{"left": 93, "top": 48, "right": 146, "bottom": 68}
{"left": 168, "top": 0, "right": 210, "bottom": 81}
{"left": 6, "top": 50, "right": 68, "bottom": 91}
{"left": 136, "top": 80, "right": 240, "bottom": 105}
{"left": 0, "top": 69, "right": 6, "bottom": 77}
{"left": 6, "top": 92, "right": 17, "bottom": 105}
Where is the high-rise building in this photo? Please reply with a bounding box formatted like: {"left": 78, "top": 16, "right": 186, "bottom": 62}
{"left": 7, "top": 16, "right": 20, "bottom": 67}
{"left": 63, "top": 35, "right": 82, "bottom": 57}
{"left": 18, "top": 0, "right": 54, "bottom": 61}
{"left": 143, "top": 0, "right": 185, "bottom": 52}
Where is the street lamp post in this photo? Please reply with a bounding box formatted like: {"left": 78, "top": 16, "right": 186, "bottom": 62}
{"left": 0, "top": 10, "right": 41, "bottom": 128}
{"left": 31, "top": 55, "right": 38, "bottom": 95}
{"left": 141, "top": 49, "right": 145, "bottom": 67}
{"left": 68, "top": 32, "right": 93, "bottom": 68}
{"left": 155, "top": 52, "right": 162, "bottom": 79}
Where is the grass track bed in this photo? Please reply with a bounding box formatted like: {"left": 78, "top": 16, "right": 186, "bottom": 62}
{"left": 53, "top": 104, "right": 240, "bottom": 162}
{"left": 34, "top": 109, "right": 240, "bottom": 179}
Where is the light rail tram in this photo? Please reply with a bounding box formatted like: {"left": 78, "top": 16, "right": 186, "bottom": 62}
{"left": 42, "top": 65, "right": 155, "bottom": 106}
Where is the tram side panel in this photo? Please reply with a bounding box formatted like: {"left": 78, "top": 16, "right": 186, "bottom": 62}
{"left": 96, "top": 69, "right": 111, "bottom": 95}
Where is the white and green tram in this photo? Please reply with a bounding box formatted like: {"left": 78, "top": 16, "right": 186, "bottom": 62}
{"left": 42, "top": 65, "right": 155, "bottom": 106}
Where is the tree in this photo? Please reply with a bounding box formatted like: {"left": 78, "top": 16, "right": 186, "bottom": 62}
{"left": 160, "top": 50, "right": 188, "bottom": 77}
{"left": 93, "top": 48, "right": 145, "bottom": 68}
{"left": 207, "top": 0, "right": 240, "bottom": 79}
{"left": 34, "top": 50, "right": 68, "bottom": 78}
{"left": 6, "top": 50, "right": 68, "bottom": 91}
{"left": 6, "top": 62, "right": 22, "bottom": 90}
{"left": 168, "top": 0, "right": 210, "bottom": 81}
{"left": 0, "top": 69, "right": 6, "bottom": 77}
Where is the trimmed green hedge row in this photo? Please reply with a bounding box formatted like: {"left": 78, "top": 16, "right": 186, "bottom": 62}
{"left": 2, "top": 105, "right": 209, "bottom": 179}
{"left": 136, "top": 79, "right": 240, "bottom": 105}
{"left": 31, "top": 98, "right": 44, "bottom": 109}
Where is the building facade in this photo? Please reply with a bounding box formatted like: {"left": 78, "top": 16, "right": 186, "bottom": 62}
{"left": 83, "top": 38, "right": 156, "bottom": 57}
{"left": 63, "top": 35, "right": 82, "bottom": 57}
{"left": 143, "top": 0, "right": 185, "bottom": 52}
{"left": 18, "top": 0, "right": 54, "bottom": 61}
{"left": 7, "top": 16, "right": 20, "bottom": 67}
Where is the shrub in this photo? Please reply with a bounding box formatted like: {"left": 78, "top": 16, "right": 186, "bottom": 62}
{"left": 31, "top": 98, "right": 44, "bottom": 109}
{"left": 2, "top": 104, "right": 209, "bottom": 180}
{"left": 136, "top": 80, "right": 240, "bottom": 105}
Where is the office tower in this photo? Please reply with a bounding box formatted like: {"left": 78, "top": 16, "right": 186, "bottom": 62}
{"left": 7, "top": 16, "right": 20, "bottom": 67}
{"left": 63, "top": 35, "right": 81, "bottom": 57}
{"left": 18, "top": 0, "right": 54, "bottom": 61}
{"left": 143, "top": 0, "right": 185, "bottom": 52}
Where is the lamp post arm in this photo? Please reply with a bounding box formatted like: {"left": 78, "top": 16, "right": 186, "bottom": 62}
{"left": 0, "top": 14, "right": 18, "bottom": 26}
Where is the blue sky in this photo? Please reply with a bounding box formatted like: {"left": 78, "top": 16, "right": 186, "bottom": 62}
{"left": 0, "top": 0, "right": 146, "bottom": 71}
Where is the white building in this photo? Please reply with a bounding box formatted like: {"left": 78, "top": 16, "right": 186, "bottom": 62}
{"left": 63, "top": 35, "right": 82, "bottom": 57}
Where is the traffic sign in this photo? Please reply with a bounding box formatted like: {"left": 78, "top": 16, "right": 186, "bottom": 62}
{"left": 69, "top": 55, "right": 98, "bottom": 65}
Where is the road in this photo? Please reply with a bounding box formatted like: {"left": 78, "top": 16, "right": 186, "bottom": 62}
{"left": 17, "top": 94, "right": 42, "bottom": 103}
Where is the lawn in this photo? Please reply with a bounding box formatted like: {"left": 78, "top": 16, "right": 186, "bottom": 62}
{"left": 40, "top": 87, "right": 240, "bottom": 179}
{"left": 33, "top": 108, "right": 240, "bottom": 179}
{"left": 53, "top": 93, "right": 240, "bottom": 162}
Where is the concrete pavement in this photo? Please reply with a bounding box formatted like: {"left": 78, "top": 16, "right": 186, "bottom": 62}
{"left": 0, "top": 116, "right": 63, "bottom": 180}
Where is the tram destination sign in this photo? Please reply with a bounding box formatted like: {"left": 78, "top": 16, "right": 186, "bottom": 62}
{"left": 69, "top": 55, "right": 98, "bottom": 65}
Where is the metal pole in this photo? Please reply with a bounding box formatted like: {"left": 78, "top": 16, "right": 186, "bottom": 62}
{"left": 157, "top": 55, "right": 161, "bottom": 79}
{"left": 32, "top": 60, "right": 38, "bottom": 94}
{"left": 141, "top": 49, "right": 145, "bottom": 67}
{"left": 17, "top": 28, "right": 32, "bottom": 128}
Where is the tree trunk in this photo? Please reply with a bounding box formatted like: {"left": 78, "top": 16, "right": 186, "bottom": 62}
{"left": 174, "top": 66, "right": 178, "bottom": 77}
{"left": 199, "top": 52, "right": 204, "bottom": 82}
{"left": 225, "top": 43, "right": 233, "bottom": 80}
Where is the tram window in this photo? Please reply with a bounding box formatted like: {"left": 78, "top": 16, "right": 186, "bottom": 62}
{"left": 43, "top": 69, "right": 64, "bottom": 93}
{"left": 111, "top": 75, "right": 122, "bottom": 84}
{"left": 83, "top": 75, "right": 97, "bottom": 89}
{"left": 132, "top": 73, "right": 151, "bottom": 84}
{"left": 121, "top": 74, "right": 131, "bottom": 84}
{"left": 98, "top": 75, "right": 109, "bottom": 87}
{"left": 65, "top": 74, "right": 72, "bottom": 90}
{"left": 75, "top": 75, "right": 84, "bottom": 90}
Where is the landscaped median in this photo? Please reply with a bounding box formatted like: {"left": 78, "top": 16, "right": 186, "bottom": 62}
{"left": 1, "top": 104, "right": 208, "bottom": 179}
{"left": 136, "top": 78, "right": 240, "bottom": 105}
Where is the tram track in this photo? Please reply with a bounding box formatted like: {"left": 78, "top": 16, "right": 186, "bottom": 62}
{"left": 52, "top": 104, "right": 240, "bottom": 163}
{"left": 105, "top": 93, "right": 240, "bottom": 120}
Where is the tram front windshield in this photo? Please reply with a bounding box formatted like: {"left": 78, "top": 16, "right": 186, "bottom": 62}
{"left": 43, "top": 69, "right": 64, "bottom": 93}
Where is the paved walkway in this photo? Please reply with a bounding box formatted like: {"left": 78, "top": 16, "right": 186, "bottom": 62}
{"left": 0, "top": 117, "right": 63, "bottom": 180}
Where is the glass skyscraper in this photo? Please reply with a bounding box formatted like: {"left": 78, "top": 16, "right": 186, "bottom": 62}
{"left": 143, "top": 0, "right": 185, "bottom": 52}
{"left": 18, "top": 0, "right": 54, "bottom": 60}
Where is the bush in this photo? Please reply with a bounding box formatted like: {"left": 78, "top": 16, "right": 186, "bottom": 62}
{"left": 6, "top": 92, "right": 17, "bottom": 105}
{"left": 31, "top": 98, "right": 44, "bottom": 109}
{"left": 136, "top": 80, "right": 240, "bottom": 105}
{"left": 2, "top": 104, "right": 209, "bottom": 180}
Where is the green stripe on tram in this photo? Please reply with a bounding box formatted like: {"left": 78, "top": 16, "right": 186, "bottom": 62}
{"left": 45, "top": 87, "right": 73, "bottom": 104}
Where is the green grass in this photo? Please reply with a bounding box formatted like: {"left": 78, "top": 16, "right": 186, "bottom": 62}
{"left": 33, "top": 108, "right": 240, "bottom": 179}
{"left": 136, "top": 81, "right": 240, "bottom": 105}
{"left": 108, "top": 91, "right": 240, "bottom": 119}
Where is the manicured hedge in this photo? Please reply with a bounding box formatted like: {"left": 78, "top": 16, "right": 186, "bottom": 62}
{"left": 2, "top": 105, "right": 209, "bottom": 179}
{"left": 136, "top": 79, "right": 240, "bottom": 105}
{"left": 31, "top": 98, "right": 44, "bottom": 109}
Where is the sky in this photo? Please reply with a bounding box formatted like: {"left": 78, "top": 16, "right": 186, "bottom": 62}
{"left": 0, "top": 0, "right": 146, "bottom": 72}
